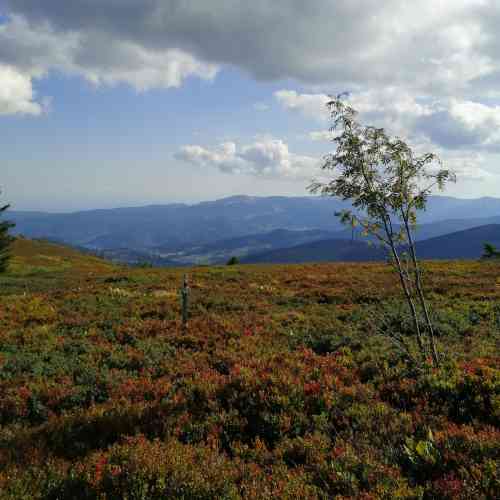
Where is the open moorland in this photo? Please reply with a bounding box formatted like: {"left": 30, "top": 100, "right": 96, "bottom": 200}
{"left": 0, "top": 238, "right": 499, "bottom": 499}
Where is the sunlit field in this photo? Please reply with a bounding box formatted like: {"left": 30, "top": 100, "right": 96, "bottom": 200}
{"left": 0, "top": 239, "right": 498, "bottom": 499}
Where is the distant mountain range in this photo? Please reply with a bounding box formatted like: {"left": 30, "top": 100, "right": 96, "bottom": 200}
{"left": 242, "top": 225, "right": 500, "bottom": 264}
{"left": 6, "top": 195, "right": 500, "bottom": 265}
{"left": 9, "top": 196, "right": 350, "bottom": 250}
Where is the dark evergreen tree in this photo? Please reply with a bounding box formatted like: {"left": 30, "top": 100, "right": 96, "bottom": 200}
{"left": 482, "top": 243, "right": 500, "bottom": 259}
{"left": 0, "top": 197, "right": 15, "bottom": 273}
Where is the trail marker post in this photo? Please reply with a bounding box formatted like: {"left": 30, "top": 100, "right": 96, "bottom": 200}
{"left": 181, "top": 274, "right": 189, "bottom": 332}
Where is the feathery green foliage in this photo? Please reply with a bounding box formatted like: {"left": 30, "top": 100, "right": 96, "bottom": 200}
{"left": 310, "top": 95, "right": 456, "bottom": 366}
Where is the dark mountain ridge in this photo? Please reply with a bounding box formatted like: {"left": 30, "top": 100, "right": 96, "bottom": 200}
{"left": 242, "top": 225, "right": 500, "bottom": 264}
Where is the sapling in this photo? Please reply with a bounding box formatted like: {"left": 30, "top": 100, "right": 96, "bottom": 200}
{"left": 309, "top": 95, "right": 456, "bottom": 366}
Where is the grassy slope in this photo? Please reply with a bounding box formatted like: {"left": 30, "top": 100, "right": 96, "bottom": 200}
{"left": 0, "top": 240, "right": 499, "bottom": 499}
{"left": 0, "top": 238, "right": 115, "bottom": 295}
{"left": 8, "top": 237, "right": 114, "bottom": 274}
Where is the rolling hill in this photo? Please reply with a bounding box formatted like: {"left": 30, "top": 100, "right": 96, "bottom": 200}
{"left": 7, "top": 237, "right": 115, "bottom": 275}
{"left": 243, "top": 225, "right": 500, "bottom": 264}
{"left": 416, "top": 224, "right": 500, "bottom": 259}
{"left": 242, "top": 238, "right": 383, "bottom": 264}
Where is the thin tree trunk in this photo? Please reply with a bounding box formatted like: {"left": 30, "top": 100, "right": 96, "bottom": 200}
{"left": 357, "top": 165, "right": 427, "bottom": 363}
{"left": 401, "top": 210, "right": 440, "bottom": 366}
{"left": 381, "top": 216, "right": 427, "bottom": 360}
{"left": 389, "top": 242, "right": 427, "bottom": 359}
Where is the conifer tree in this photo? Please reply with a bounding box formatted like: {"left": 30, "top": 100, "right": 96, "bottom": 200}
{"left": 0, "top": 194, "right": 15, "bottom": 273}
{"left": 482, "top": 243, "right": 500, "bottom": 259}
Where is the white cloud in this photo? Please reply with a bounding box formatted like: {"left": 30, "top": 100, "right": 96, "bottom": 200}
{"left": 278, "top": 88, "right": 500, "bottom": 154}
{"left": 274, "top": 90, "right": 330, "bottom": 121}
{"left": 455, "top": 165, "right": 493, "bottom": 181}
{"left": 277, "top": 88, "right": 432, "bottom": 126}
{"left": 413, "top": 99, "right": 500, "bottom": 151}
{"left": 446, "top": 99, "right": 500, "bottom": 147}
{"left": 76, "top": 43, "right": 218, "bottom": 92}
{"left": 6, "top": 0, "right": 498, "bottom": 93}
{"left": 309, "top": 130, "right": 332, "bottom": 142}
{"left": 175, "top": 139, "right": 318, "bottom": 179}
{"left": 0, "top": 65, "right": 43, "bottom": 115}
{"left": 348, "top": 89, "right": 431, "bottom": 119}
{"left": 0, "top": 13, "right": 218, "bottom": 114}
{"left": 437, "top": 149, "right": 495, "bottom": 181}
{"left": 277, "top": 88, "right": 500, "bottom": 185}
{"left": 3, "top": 1, "right": 500, "bottom": 116}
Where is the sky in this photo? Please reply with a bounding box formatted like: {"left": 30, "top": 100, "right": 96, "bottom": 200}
{"left": 1, "top": 1, "right": 500, "bottom": 212}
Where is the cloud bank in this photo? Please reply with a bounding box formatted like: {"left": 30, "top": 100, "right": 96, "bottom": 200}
{"left": 0, "top": 12, "right": 218, "bottom": 114}
{"left": 3, "top": 1, "right": 500, "bottom": 111}
{"left": 175, "top": 139, "right": 318, "bottom": 179}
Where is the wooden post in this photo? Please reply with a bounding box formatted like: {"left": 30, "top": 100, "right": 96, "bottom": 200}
{"left": 181, "top": 274, "right": 189, "bottom": 332}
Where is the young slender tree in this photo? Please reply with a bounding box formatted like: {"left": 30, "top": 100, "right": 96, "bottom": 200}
{"left": 309, "top": 95, "right": 456, "bottom": 366}
{"left": 0, "top": 193, "right": 15, "bottom": 273}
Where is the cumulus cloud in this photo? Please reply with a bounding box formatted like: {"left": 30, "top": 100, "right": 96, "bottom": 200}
{"left": 277, "top": 88, "right": 500, "bottom": 153}
{"left": 274, "top": 90, "right": 330, "bottom": 121}
{"left": 175, "top": 139, "right": 318, "bottom": 179}
{"left": 276, "top": 87, "right": 500, "bottom": 185}
{"left": 3, "top": 1, "right": 500, "bottom": 113}
{"left": 5, "top": 0, "right": 499, "bottom": 92}
{"left": 309, "top": 130, "right": 332, "bottom": 142}
{"left": 442, "top": 150, "right": 496, "bottom": 182}
{"left": 75, "top": 43, "right": 217, "bottom": 91}
{"left": 455, "top": 165, "right": 494, "bottom": 181}
{"left": 0, "top": 64, "right": 43, "bottom": 115}
{"left": 0, "top": 13, "right": 217, "bottom": 114}
{"left": 277, "top": 88, "right": 432, "bottom": 125}
{"left": 417, "top": 99, "right": 500, "bottom": 150}
{"left": 276, "top": 88, "right": 438, "bottom": 141}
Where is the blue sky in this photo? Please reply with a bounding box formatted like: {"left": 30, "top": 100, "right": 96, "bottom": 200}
{"left": 1, "top": 1, "right": 500, "bottom": 211}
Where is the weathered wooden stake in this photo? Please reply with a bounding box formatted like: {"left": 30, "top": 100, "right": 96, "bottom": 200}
{"left": 181, "top": 274, "right": 189, "bottom": 332}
